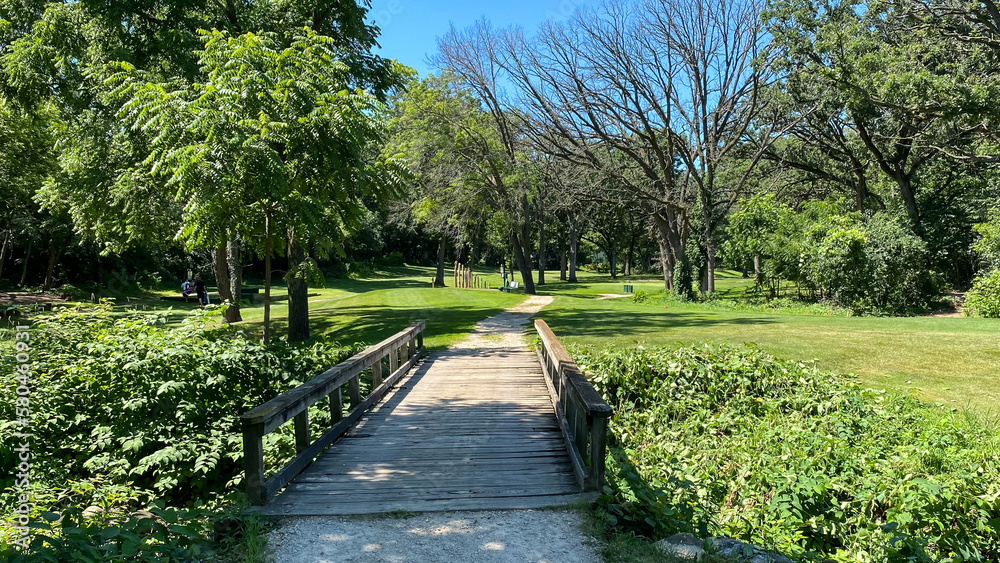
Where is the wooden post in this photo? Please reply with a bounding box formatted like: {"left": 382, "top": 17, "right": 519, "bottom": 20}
{"left": 587, "top": 415, "right": 610, "bottom": 491}
{"left": 417, "top": 329, "right": 424, "bottom": 351}
{"left": 389, "top": 345, "right": 399, "bottom": 374}
{"left": 242, "top": 420, "right": 266, "bottom": 505}
{"left": 293, "top": 410, "right": 309, "bottom": 454}
{"left": 373, "top": 357, "right": 383, "bottom": 387}
{"left": 348, "top": 375, "right": 361, "bottom": 411}
{"left": 330, "top": 387, "right": 343, "bottom": 423}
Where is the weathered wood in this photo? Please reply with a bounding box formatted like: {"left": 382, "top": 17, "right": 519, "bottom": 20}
{"left": 248, "top": 492, "right": 599, "bottom": 516}
{"left": 242, "top": 421, "right": 266, "bottom": 505}
{"left": 329, "top": 388, "right": 343, "bottom": 423}
{"left": 348, "top": 375, "right": 361, "bottom": 411}
{"left": 293, "top": 410, "right": 309, "bottom": 454}
{"left": 241, "top": 322, "right": 425, "bottom": 505}
{"left": 254, "top": 349, "right": 582, "bottom": 516}
{"left": 242, "top": 321, "right": 425, "bottom": 432}
{"left": 258, "top": 349, "right": 421, "bottom": 502}
{"left": 534, "top": 319, "right": 613, "bottom": 492}
{"left": 372, "top": 358, "right": 383, "bottom": 387}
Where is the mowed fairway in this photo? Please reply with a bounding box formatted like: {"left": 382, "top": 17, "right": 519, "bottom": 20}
{"left": 213, "top": 266, "right": 526, "bottom": 349}
{"left": 530, "top": 272, "right": 1000, "bottom": 415}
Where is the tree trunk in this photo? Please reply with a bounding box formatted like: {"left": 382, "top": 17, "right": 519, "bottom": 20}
{"left": 213, "top": 245, "right": 233, "bottom": 307}
{"left": 700, "top": 200, "right": 717, "bottom": 294}
{"left": 537, "top": 221, "right": 546, "bottom": 285}
{"left": 0, "top": 231, "right": 9, "bottom": 282}
{"left": 515, "top": 194, "right": 536, "bottom": 295}
{"left": 896, "top": 174, "right": 923, "bottom": 235}
{"left": 651, "top": 211, "right": 683, "bottom": 292}
{"left": 263, "top": 211, "right": 273, "bottom": 345}
{"left": 435, "top": 236, "right": 447, "bottom": 286}
{"left": 560, "top": 250, "right": 567, "bottom": 281}
{"left": 20, "top": 239, "right": 31, "bottom": 286}
{"left": 625, "top": 234, "right": 635, "bottom": 277}
{"left": 511, "top": 230, "right": 536, "bottom": 295}
{"left": 43, "top": 243, "right": 58, "bottom": 291}
{"left": 607, "top": 238, "right": 617, "bottom": 280}
{"left": 568, "top": 214, "right": 578, "bottom": 283}
{"left": 287, "top": 228, "right": 310, "bottom": 342}
{"left": 226, "top": 238, "right": 243, "bottom": 323}
{"left": 753, "top": 254, "right": 761, "bottom": 276}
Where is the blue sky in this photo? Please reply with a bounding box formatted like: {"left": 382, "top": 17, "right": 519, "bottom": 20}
{"left": 367, "top": 0, "right": 599, "bottom": 77}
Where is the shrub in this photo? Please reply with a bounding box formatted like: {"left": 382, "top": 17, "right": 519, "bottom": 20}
{"left": 575, "top": 344, "right": 1000, "bottom": 562}
{"left": 381, "top": 251, "right": 406, "bottom": 267}
{"left": 965, "top": 270, "right": 1000, "bottom": 318}
{"left": 0, "top": 504, "right": 214, "bottom": 562}
{"left": 0, "top": 305, "right": 357, "bottom": 530}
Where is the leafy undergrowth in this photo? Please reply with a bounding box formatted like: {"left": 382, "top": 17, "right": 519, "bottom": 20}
{"left": 574, "top": 344, "right": 1000, "bottom": 562}
{"left": 0, "top": 304, "right": 357, "bottom": 560}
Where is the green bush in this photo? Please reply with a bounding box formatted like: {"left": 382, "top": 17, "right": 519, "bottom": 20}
{"left": 0, "top": 305, "right": 357, "bottom": 537}
{"left": 727, "top": 198, "right": 940, "bottom": 315}
{"left": 965, "top": 270, "right": 1000, "bottom": 318}
{"left": 381, "top": 251, "right": 406, "bottom": 267}
{"left": 576, "top": 344, "right": 1000, "bottom": 562}
{"left": 830, "top": 214, "right": 940, "bottom": 315}
{"left": 0, "top": 504, "right": 214, "bottom": 562}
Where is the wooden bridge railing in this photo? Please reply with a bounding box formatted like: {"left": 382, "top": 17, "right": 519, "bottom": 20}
{"left": 241, "top": 321, "right": 425, "bottom": 505}
{"left": 534, "top": 320, "right": 613, "bottom": 491}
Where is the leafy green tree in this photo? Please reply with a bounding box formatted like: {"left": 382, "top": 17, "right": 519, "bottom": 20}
{"left": 973, "top": 210, "right": 1000, "bottom": 273}
{"left": 3, "top": 1, "right": 400, "bottom": 323}
{"left": 111, "top": 29, "right": 400, "bottom": 342}
{"left": 0, "top": 97, "right": 54, "bottom": 283}
{"left": 385, "top": 72, "right": 481, "bottom": 287}
{"left": 766, "top": 0, "right": 998, "bottom": 236}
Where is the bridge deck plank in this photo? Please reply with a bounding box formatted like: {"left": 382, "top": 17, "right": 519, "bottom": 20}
{"left": 253, "top": 349, "right": 585, "bottom": 516}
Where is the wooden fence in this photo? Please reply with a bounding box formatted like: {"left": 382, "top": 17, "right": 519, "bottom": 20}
{"left": 533, "top": 319, "right": 613, "bottom": 491}
{"left": 454, "top": 262, "right": 488, "bottom": 289}
{"left": 240, "top": 322, "right": 425, "bottom": 505}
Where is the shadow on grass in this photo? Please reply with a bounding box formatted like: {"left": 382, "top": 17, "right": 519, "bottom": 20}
{"left": 243, "top": 301, "right": 514, "bottom": 350}
{"left": 537, "top": 305, "right": 778, "bottom": 340}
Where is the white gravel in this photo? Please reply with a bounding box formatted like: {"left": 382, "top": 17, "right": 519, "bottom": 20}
{"left": 267, "top": 509, "right": 600, "bottom": 563}
{"left": 267, "top": 296, "right": 601, "bottom": 563}
{"left": 447, "top": 295, "right": 554, "bottom": 351}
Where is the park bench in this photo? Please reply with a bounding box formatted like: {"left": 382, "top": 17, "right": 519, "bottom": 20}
{"left": 498, "top": 281, "right": 520, "bottom": 293}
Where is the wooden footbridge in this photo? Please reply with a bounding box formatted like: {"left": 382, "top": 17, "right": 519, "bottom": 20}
{"left": 241, "top": 320, "right": 612, "bottom": 516}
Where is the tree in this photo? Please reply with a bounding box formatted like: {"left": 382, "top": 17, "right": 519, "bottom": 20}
{"left": 648, "top": 0, "right": 775, "bottom": 292}
{"left": 436, "top": 21, "right": 540, "bottom": 295}
{"left": 385, "top": 72, "right": 486, "bottom": 287}
{"left": 0, "top": 97, "right": 54, "bottom": 283}
{"left": 766, "top": 0, "right": 997, "bottom": 236}
{"left": 112, "top": 29, "right": 400, "bottom": 342}
{"left": 4, "top": 0, "right": 400, "bottom": 324}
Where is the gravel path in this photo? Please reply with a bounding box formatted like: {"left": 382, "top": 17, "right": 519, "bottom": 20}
{"left": 268, "top": 509, "right": 600, "bottom": 563}
{"left": 448, "top": 295, "right": 554, "bottom": 351}
{"left": 267, "top": 295, "right": 601, "bottom": 563}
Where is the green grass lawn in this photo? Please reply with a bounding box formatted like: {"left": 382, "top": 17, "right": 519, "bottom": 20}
{"left": 126, "top": 265, "right": 525, "bottom": 350}
{"left": 529, "top": 270, "right": 1000, "bottom": 416}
